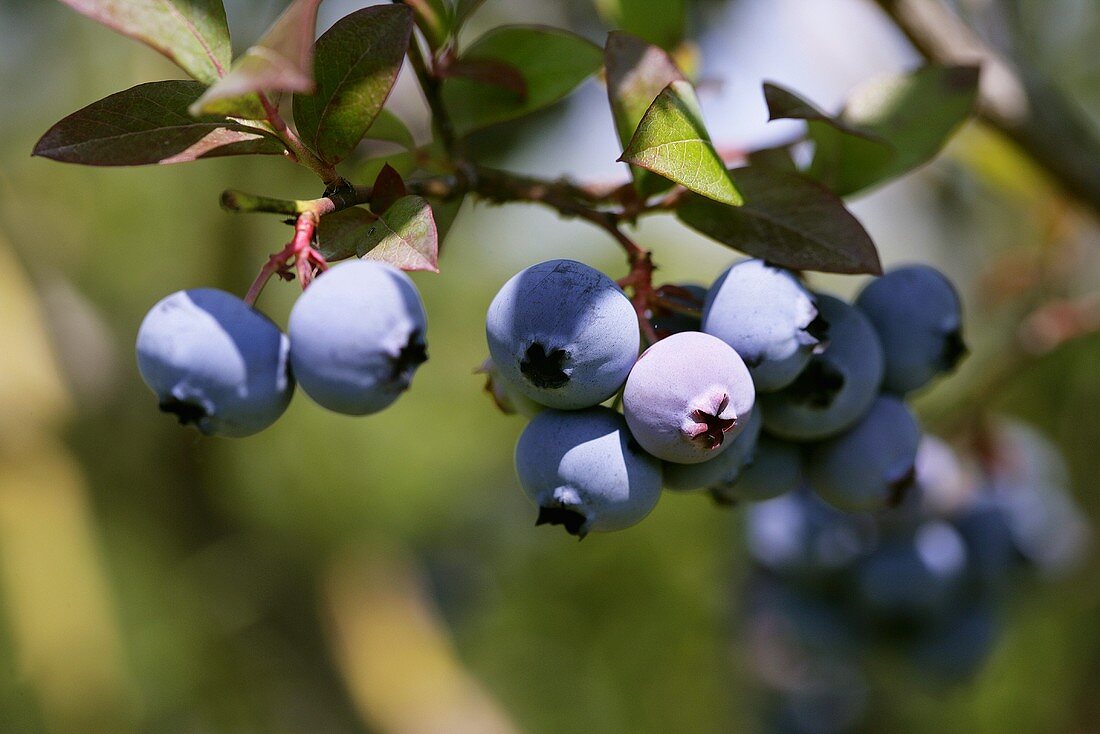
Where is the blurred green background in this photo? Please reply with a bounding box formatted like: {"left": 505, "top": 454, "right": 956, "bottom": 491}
{"left": 2, "top": 0, "right": 1100, "bottom": 732}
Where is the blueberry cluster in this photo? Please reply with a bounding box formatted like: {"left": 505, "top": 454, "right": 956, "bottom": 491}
{"left": 489, "top": 258, "right": 968, "bottom": 537}
{"left": 135, "top": 260, "right": 429, "bottom": 436}
{"left": 740, "top": 423, "right": 1089, "bottom": 732}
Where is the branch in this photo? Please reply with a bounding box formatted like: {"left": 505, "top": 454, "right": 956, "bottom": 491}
{"left": 257, "top": 92, "right": 341, "bottom": 186}
{"left": 871, "top": 0, "right": 1100, "bottom": 218}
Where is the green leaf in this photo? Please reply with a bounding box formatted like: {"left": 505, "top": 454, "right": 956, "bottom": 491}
{"left": 595, "top": 0, "right": 684, "bottom": 50}
{"left": 441, "top": 26, "right": 602, "bottom": 136}
{"left": 405, "top": 0, "right": 452, "bottom": 50}
{"left": 430, "top": 195, "right": 465, "bottom": 248}
{"left": 32, "top": 81, "right": 285, "bottom": 166}
{"left": 58, "top": 0, "right": 230, "bottom": 84}
{"left": 604, "top": 31, "right": 686, "bottom": 195}
{"left": 454, "top": 0, "right": 487, "bottom": 28}
{"left": 316, "top": 207, "right": 376, "bottom": 261}
{"left": 676, "top": 167, "right": 882, "bottom": 274}
{"left": 190, "top": 0, "right": 322, "bottom": 117}
{"left": 766, "top": 66, "right": 980, "bottom": 196}
{"left": 358, "top": 196, "right": 439, "bottom": 272}
{"left": 620, "top": 80, "right": 742, "bottom": 205}
{"left": 292, "top": 5, "right": 413, "bottom": 164}
{"left": 364, "top": 110, "right": 416, "bottom": 149}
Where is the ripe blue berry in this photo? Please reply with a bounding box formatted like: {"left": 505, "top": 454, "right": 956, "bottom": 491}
{"left": 288, "top": 259, "right": 428, "bottom": 415}
{"left": 702, "top": 259, "right": 828, "bottom": 392}
{"left": 807, "top": 395, "right": 921, "bottom": 511}
{"left": 716, "top": 434, "right": 804, "bottom": 503}
{"left": 623, "top": 331, "right": 756, "bottom": 464}
{"left": 854, "top": 264, "right": 966, "bottom": 394}
{"left": 136, "top": 288, "right": 293, "bottom": 437}
{"left": 663, "top": 406, "right": 762, "bottom": 491}
{"left": 760, "top": 295, "right": 884, "bottom": 441}
{"left": 855, "top": 520, "right": 967, "bottom": 619}
{"left": 486, "top": 259, "right": 639, "bottom": 410}
{"left": 514, "top": 407, "right": 662, "bottom": 537}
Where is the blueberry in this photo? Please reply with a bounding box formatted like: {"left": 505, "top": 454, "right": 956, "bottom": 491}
{"left": 747, "top": 488, "right": 876, "bottom": 577}
{"left": 514, "top": 406, "right": 662, "bottom": 537}
{"left": 760, "top": 295, "right": 884, "bottom": 441}
{"left": 855, "top": 520, "right": 967, "bottom": 619}
{"left": 854, "top": 264, "right": 967, "bottom": 394}
{"left": 909, "top": 602, "right": 998, "bottom": 684}
{"left": 702, "top": 259, "right": 827, "bottom": 392}
{"left": 663, "top": 406, "right": 762, "bottom": 491}
{"left": 288, "top": 259, "right": 428, "bottom": 415}
{"left": 807, "top": 395, "right": 921, "bottom": 511}
{"left": 486, "top": 259, "right": 639, "bottom": 410}
{"left": 622, "top": 331, "right": 756, "bottom": 463}
{"left": 135, "top": 288, "right": 293, "bottom": 437}
{"left": 715, "top": 434, "right": 804, "bottom": 504}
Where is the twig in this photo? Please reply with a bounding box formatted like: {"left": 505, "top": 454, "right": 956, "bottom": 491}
{"left": 257, "top": 92, "right": 340, "bottom": 186}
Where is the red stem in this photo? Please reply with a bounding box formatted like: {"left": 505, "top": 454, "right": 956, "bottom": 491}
{"left": 244, "top": 213, "right": 327, "bottom": 306}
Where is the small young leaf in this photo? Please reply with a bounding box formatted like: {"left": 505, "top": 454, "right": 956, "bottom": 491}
{"left": 604, "top": 31, "right": 686, "bottom": 195}
{"left": 595, "top": 0, "right": 685, "bottom": 50}
{"left": 405, "top": 0, "right": 453, "bottom": 51}
{"left": 620, "top": 80, "right": 742, "bottom": 205}
{"left": 33, "top": 81, "right": 285, "bottom": 166}
{"left": 676, "top": 167, "right": 882, "bottom": 274}
{"left": 370, "top": 164, "right": 408, "bottom": 214}
{"left": 441, "top": 26, "right": 602, "bottom": 136}
{"left": 357, "top": 195, "right": 439, "bottom": 272}
{"left": 316, "top": 207, "right": 377, "bottom": 261}
{"left": 292, "top": 5, "right": 413, "bottom": 164}
{"left": 190, "top": 0, "right": 322, "bottom": 117}
{"left": 59, "top": 0, "right": 231, "bottom": 84}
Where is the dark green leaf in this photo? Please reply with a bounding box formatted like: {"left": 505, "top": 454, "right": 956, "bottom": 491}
{"left": 364, "top": 110, "right": 416, "bottom": 149}
{"left": 441, "top": 26, "right": 602, "bottom": 136}
{"left": 765, "top": 66, "right": 980, "bottom": 196}
{"left": 59, "top": 0, "right": 230, "bottom": 84}
{"left": 405, "top": 0, "right": 452, "bottom": 50}
{"left": 357, "top": 195, "right": 439, "bottom": 272}
{"left": 454, "top": 0, "right": 487, "bottom": 28}
{"left": 812, "top": 65, "right": 979, "bottom": 195}
{"left": 32, "top": 81, "right": 285, "bottom": 166}
{"left": 604, "top": 31, "right": 685, "bottom": 195}
{"left": 595, "top": 0, "right": 684, "bottom": 50}
{"left": 440, "top": 58, "right": 527, "bottom": 99}
{"left": 620, "top": 80, "right": 742, "bottom": 205}
{"left": 191, "top": 0, "right": 322, "bottom": 117}
{"left": 676, "top": 167, "right": 882, "bottom": 274}
{"left": 292, "top": 5, "right": 413, "bottom": 164}
{"left": 316, "top": 207, "right": 376, "bottom": 261}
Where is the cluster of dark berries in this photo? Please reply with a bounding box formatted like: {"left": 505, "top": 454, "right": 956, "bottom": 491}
{"left": 135, "top": 260, "right": 429, "bottom": 436}
{"left": 740, "top": 422, "right": 1089, "bottom": 733}
{"left": 486, "top": 258, "right": 968, "bottom": 537}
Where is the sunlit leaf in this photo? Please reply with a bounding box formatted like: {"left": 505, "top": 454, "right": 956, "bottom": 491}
{"left": 58, "top": 0, "right": 231, "bottom": 84}
{"left": 358, "top": 195, "right": 439, "bottom": 272}
{"left": 190, "top": 0, "right": 322, "bottom": 117}
{"left": 33, "top": 81, "right": 285, "bottom": 166}
{"left": 441, "top": 26, "right": 602, "bottom": 136}
{"left": 620, "top": 80, "right": 741, "bottom": 205}
{"left": 676, "top": 166, "right": 881, "bottom": 274}
{"left": 604, "top": 31, "right": 685, "bottom": 196}
{"left": 292, "top": 5, "right": 413, "bottom": 164}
